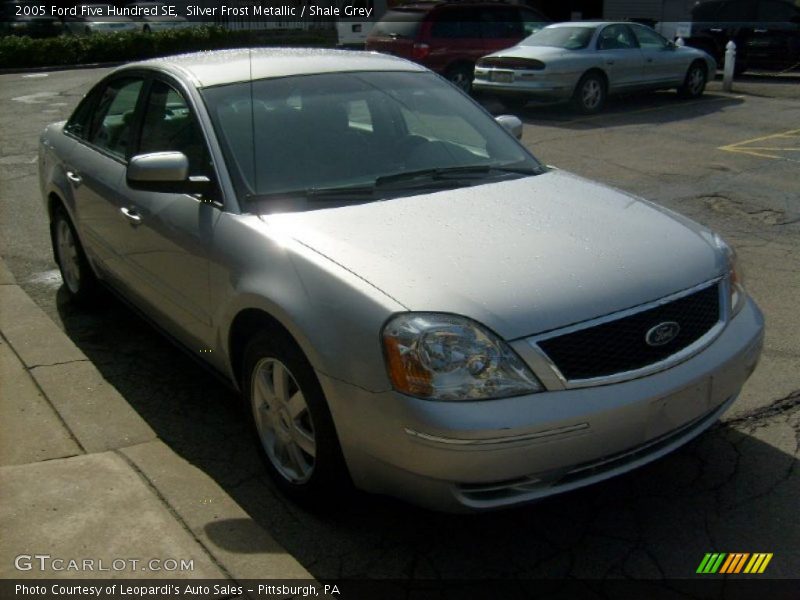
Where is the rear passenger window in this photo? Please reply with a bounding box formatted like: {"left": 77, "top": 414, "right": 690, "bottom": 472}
{"left": 87, "top": 78, "right": 143, "bottom": 159}
{"left": 632, "top": 24, "right": 669, "bottom": 49}
{"left": 137, "top": 80, "right": 210, "bottom": 177}
{"left": 430, "top": 7, "right": 481, "bottom": 37}
{"left": 479, "top": 7, "right": 523, "bottom": 38}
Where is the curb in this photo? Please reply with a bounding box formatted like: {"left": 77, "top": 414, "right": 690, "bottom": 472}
{"left": 0, "top": 255, "right": 311, "bottom": 581}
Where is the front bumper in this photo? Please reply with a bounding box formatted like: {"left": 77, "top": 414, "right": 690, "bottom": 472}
{"left": 319, "top": 297, "right": 764, "bottom": 512}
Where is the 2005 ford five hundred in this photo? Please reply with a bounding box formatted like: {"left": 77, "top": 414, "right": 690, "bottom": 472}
{"left": 39, "top": 48, "right": 764, "bottom": 511}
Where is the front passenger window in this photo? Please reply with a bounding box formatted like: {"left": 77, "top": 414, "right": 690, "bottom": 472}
{"left": 87, "top": 78, "right": 143, "bottom": 159}
{"left": 138, "top": 80, "right": 211, "bottom": 177}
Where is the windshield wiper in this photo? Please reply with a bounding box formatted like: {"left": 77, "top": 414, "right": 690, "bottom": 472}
{"left": 375, "top": 165, "right": 539, "bottom": 189}
{"left": 246, "top": 184, "right": 375, "bottom": 203}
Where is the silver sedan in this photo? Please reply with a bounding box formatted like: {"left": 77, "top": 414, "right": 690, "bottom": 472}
{"left": 474, "top": 21, "right": 717, "bottom": 113}
{"left": 39, "top": 49, "right": 762, "bottom": 512}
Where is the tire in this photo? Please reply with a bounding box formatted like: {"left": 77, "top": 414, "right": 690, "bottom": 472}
{"left": 446, "top": 63, "right": 474, "bottom": 94}
{"left": 572, "top": 71, "right": 607, "bottom": 114}
{"left": 678, "top": 61, "right": 707, "bottom": 98}
{"left": 242, "top": 330, "right": 350, "bottom": 506}
{"left": 51, "top": 205, "right": 98, "bottom": 304}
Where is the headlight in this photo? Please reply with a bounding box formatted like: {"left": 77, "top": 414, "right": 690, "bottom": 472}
{"left": 382, "top": 313, "right": 543, "bottom": 401}
{"left": 714, "top": 234, "right": 745, "bottom": 316}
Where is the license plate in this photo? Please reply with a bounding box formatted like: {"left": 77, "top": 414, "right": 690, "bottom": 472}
{"left": 491, "top": 72, "right": 514, "bottom": 84}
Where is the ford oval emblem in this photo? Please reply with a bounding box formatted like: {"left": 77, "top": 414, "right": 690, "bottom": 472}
{"left": 645, "top": 321, "right": 680, "bottom": 347}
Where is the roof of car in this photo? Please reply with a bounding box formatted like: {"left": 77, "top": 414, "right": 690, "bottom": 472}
{"left": 545, "top": 21, "right": 618, "bottom": 28}
{"left": 124, "top": 48, "right": 426, "bottom": 88}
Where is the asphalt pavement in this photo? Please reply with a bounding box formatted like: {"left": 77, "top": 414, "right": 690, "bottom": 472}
{"left": 0, "top": 68, "right": 798, "bottom": 588}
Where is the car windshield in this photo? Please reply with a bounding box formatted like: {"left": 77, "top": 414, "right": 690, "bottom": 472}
{"left": 521, "top": 26, "right": 596, "bottom": 49}
{"left": 201, "top": 71, "right": 542, "bottom": 203}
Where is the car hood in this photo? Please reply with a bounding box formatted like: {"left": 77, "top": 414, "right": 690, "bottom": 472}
{"left": 260, "top": 170, "right": 724, "bottom": 339}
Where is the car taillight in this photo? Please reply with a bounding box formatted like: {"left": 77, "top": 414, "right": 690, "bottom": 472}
{"left": 412, "top": 43, "right": 430, "bottom": 60}
{"left": 477, "top": 57, "right": 546, "bottom": 70}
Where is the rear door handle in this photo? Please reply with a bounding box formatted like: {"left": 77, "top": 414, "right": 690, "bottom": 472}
{"left": 66, "top": 170, "right": 82, "bottom": 185}
{"left": 753, "top": 28, "right": 768, "bottom": 33}
{"left": 120, "top": 207, "right": 142, "bottom": 225}
{"left": 606, "top": 60, "right": 615, "bottom": 65}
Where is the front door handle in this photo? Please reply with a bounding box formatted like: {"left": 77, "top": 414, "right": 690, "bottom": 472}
{"left": 66, "top": 170, "right": 82, "bottom": 185}
{"left": 606, "top": 60, "right": 615, "bottom": 65}
{"left": 120, "top": 207, "right": 142, "bottom": 225}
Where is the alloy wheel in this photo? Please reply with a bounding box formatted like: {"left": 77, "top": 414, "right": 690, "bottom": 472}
{"left": 250, "top": 358, "right": 316, "bottom": 484}
{"left": 56, "top": 219, "right": 81, "bottom": 294}
{"left": 582, "top": 79, "right": 602, "bottom": 110}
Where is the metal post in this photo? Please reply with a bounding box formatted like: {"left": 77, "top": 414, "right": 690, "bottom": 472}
{"left": 723, "top": 40, "right": 736, "bottom": 92}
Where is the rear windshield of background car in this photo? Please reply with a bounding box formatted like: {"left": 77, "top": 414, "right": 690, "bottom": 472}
{"left": 521, "top": 26, "right": 595, "bottom": 49}
{"left": 370, "top": 10, "right": 426, "bottom": 38}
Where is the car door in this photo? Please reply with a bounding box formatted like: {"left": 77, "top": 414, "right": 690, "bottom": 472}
{"left": 751, "top": 0, "right": 800, "bottom": 68}
{"left": 631, "top": 23, "right": 687, "bottom": 85}
{"left": 596, "top": 24, "right": 646, "bottom": 90}
{"left": 118, "top": 76, "right": 219, "bottom": 349}
{"left": 64, "top": 75, "right": 146, "bottom": 287}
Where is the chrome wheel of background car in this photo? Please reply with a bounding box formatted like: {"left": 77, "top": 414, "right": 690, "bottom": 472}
{"left": 250, "top": 357, "right": 316, "bottom": 484}
{"left": 55, "top": 219, "right": 81, "bottom": 294}
{"left": 573, "top": 73, "right": 606, "bottom": 114}
{"left": 679, "top": 63, "right": 707, "bottom": 98}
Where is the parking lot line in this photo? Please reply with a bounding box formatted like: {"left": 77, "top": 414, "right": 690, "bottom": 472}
{"left": 719, "top": 128, "right": 800, "bottom": 162}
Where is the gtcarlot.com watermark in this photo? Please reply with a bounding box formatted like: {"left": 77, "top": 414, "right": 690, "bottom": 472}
{"left": 14, "top": 554, "right": 194, "bottom": 573}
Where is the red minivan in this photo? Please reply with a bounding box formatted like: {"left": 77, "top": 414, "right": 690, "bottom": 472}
{"left": 365, "top": 1, "right": 550, "bottom": 92}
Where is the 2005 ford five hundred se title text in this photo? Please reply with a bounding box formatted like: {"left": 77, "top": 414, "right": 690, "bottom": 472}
{"left": 38, "top": 48, "right": 764, "bottom": 512}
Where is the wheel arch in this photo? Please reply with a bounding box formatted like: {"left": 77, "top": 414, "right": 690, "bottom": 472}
{"left": 577, "top": 67, "right": 608, "bottom": 91}
{"left": 227, "top": 306, "right": 312, "bottom": 392}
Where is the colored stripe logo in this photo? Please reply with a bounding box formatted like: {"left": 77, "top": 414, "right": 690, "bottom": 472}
{"left": 697, "top": 553, "right": 773, "bottom": 574}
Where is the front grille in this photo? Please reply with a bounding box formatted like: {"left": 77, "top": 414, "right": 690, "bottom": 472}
{"left": 538, "top": 283, "right": 721, "bottom": 381}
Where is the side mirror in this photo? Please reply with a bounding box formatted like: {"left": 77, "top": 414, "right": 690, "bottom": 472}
{"left": 128, "top": 151, "right": 188, "bottom": 183}
{"left": 495, "top": 114, "right": 523, "bottom": 140}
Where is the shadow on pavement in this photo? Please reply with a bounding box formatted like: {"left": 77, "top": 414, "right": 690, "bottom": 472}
{"left": 56, "top": 288, "right": 799, "bottom": 580}
{"left": 480, "top": 91, "right": 744, "bottom": 131}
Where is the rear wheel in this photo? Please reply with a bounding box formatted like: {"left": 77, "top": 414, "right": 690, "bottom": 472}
{"left": 572, "top": 72, "right": 607, "bottom": 114}
{"left": 242, "top": 330, "right": 350, "bottom": 505}
{"left": 678, "top": 61, "right": 707, "bottom": 98}
{"left": 446, "top": 63, "right": 474, "bottom": 94}
{"left": 51, "top": 205, "right": 98, "bottom": 303}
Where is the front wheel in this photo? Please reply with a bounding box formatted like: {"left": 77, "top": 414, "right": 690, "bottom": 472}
{"left": 243, "top": 331, "right": 350, "bottom": 505}
{"left": 51, "top": 206, "right": 98, "bottom": 303}
{"left": 572, "top": 72, "right": 607, "bottom": 114}
{"left": 678, "top": 62, "right": 707, "bottom": 98}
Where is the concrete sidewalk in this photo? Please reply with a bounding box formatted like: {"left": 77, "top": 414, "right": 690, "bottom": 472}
{"left": 0, "top": 257, "right": 310, "bottom": 582}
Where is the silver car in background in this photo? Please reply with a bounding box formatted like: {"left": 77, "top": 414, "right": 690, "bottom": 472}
{"left": 474, "top": 21, "right": 717, "bottom": 113}
{"left": 39, "top": 49, "right": 763, "bottom": 512}
{"left": 64, "top": 4, "right": 140, "bottom": 35}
